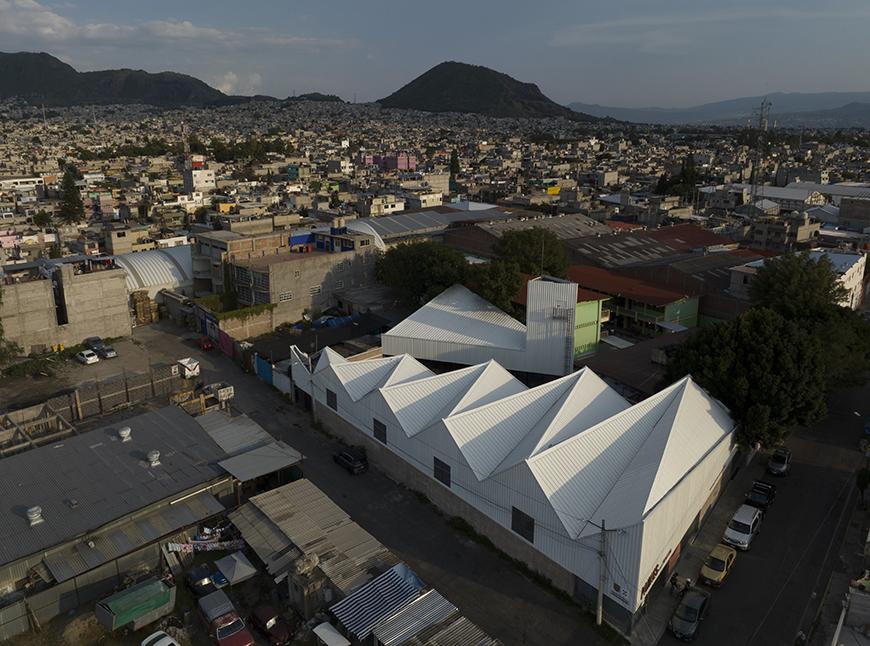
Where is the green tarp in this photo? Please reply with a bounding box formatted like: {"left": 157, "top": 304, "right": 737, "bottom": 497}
{"left": 98, "top": 578, "right": 171, "bottom": 629}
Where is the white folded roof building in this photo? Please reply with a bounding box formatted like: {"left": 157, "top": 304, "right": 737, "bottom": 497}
{"left": 291, "top": 348, "right": 737, "bottom": 633}
{"left": 382, "top": 277, "right": 581, "bottom": 376}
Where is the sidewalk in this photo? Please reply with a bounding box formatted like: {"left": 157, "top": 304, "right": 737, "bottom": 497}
{"left": 631, "top": 452, "right": 759, "bottom": 646}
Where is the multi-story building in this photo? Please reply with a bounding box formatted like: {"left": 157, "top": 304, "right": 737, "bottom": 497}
{"left": 748, "top": 212, "right": 820, "bottom": 252}
{"left": 192, "top": 230, "right": 291, "bottom": 293}
{"left": 357, "top": 194, "right": 405, "bottom": 217}
{"left": 840, "top": 197, "right": 870, "bottom": 233}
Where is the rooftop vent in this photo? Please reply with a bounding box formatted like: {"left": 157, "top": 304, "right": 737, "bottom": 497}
{"left": 27, "top": 506, "right": 44, "bottom": 527}
{"left": 146, "top": 449, "right": 161, "bottom": 467}
{"left": 65, "top": 498, "right": 79, "bottom": 509}
{"left": 118, "top": 426, "right": 132, "bottom": 442}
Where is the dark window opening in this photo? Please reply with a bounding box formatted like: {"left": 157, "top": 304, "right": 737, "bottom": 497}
{"left": 511, "top": 506, "right": 535, "bottom": 543}
{"left": 434, "top": 457, "right": 451, "bottom": 487}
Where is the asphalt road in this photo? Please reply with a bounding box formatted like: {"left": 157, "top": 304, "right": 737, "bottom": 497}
{"left": 658, "top": 386, "right": 865, "bottom": 646}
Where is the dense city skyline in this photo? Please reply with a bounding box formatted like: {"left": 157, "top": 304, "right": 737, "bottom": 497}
{"left": 1, "top": 0, "right": 868, "bottom": 107}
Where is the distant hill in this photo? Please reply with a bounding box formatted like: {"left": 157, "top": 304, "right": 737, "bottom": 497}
{"left": 379, "top": 61, "right": 599, "bottom": 121}
{"left": 568, "top": 91, "right": 870, "bottom": 127}
{"left": 0, "top": 51, "right": 233, "bottom": 106}
{"left": 286, "top": 92, "right": 344, "bottom": 103}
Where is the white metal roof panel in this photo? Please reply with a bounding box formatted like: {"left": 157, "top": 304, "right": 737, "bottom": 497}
{"left": 332, "top": 355, "right": 432, "bottom": 403}
{"left": 372, "top": 589, "right": 458, "bottom": 646}
{"left": 115, "top": 245, "right": 192, "bottom": 294}
{"left": 384, "top": 284, "right": 527, "bottom": 350}
{"left": 218, "top": 441, "right": 302, "bottom": 481}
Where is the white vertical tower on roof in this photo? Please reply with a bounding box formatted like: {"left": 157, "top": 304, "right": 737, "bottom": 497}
{"left": 525, "top": 277, "right": 578, "bottom": 376}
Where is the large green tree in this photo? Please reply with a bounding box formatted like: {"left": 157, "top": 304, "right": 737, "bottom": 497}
{"left": 666, "top": 308, "right": 827, "bottom": 447}
{"left": 376, "top": 242, "right": 469, "bottom": 306}
{"left": 492, "top": 228, "right": 568, "bottom": 278}
{"left": 32, "top": 210, "right": 51, "bottom": 228}
{"left": 749, "top": 252, "right": 848, "bottom": 320}
{"left": 57, "top": 169, "right": 85, "bottom": 224}
{"left": 465, "top": 260, "right": 522, "bottom": 313}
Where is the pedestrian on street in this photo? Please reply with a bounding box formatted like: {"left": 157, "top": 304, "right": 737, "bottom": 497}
{"left": 683, "top": 578, "right": 693, "bottom": 592}
{"left": 669, "top": 572, "right": 679, "bottom": 595}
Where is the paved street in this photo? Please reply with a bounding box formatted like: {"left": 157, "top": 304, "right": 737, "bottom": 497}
{"left": 3, "top": 322, "right": 610, "bottom": 646}
{"left": 655, "top": 386, "right": 865, "bottom": 646}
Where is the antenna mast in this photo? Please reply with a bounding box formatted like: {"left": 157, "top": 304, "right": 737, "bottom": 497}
{"left": 182, "top": 120, "right": 193, "bottom": 196}
{"left": 748, "top": 98, "right": 771, "bottom": 215}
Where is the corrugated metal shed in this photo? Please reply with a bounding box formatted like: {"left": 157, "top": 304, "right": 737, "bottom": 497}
{"left": 0, "top": 406, "right": 226, "bottom": 568}
{"left": 217, "top": 441, "right": 302, "bottom": 482}
{"left": 44, "top": 492, "right": 223, "bottom": 582}
{"left": 331, "top": 355, "right": 433, "bottom": 403}
{"left": 371, "top": 590, "right": 457, "bottom": 646}
{"left": 330, "top": 563, "right": 423, "bottom": 641}
{"left": 228, "top": 480, "right": 397, "bottom": 593}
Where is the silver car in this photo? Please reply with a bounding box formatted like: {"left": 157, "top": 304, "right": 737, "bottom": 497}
{"left": 723, "top": 504, "right": 762, "bottom": 551}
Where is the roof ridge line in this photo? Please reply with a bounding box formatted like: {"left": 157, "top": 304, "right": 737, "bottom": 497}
{"left": 379, "top": 362, "right": 486, "bottom": 393}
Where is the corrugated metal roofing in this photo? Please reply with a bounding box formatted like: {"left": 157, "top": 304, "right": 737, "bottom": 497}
{"left": 314, "top": 347, "right": 348, "bottom": 373}
{"left": 114, "top": 245, "right": 192, "bottom": 294}
{"left": 332, "top": 355, "right": 433, "bottom": 403}
{"left": 528, "top": 377, "right": 734, "bottom": 538}
{"left": 372, "top": 590, "right": 458, "bottom": 646}
{"left": 44, "top": 492, "right": 223, "bottom": 582}
{"left": 0, "top": 406, "right": 226, "bottom": 568}
{"left": 228, "top": 480, "right": 397, "bottom": 593}
{"left": 384, "top": 285, "right": 527, "bottom": 350}
{"left": 217, "top": 441, "right": 302, "bottom": 481}
{"left": 330, "top": 563, "right": 423, "bottom": 640}
{"left": 196, "top": 411, "right": 274, "bottom": 456}
{"left": 403, "top": 615, "right": 502, "bottom": 646}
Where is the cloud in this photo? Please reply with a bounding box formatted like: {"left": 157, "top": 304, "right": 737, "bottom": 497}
{"left": 211, "top": 71, "right": 263, "bottom": 95}
{"left": 0, "top": 0, "right": 353, "bottom": 50}
{"left": 550, "top": 7, "right": 870, "bottom": 49}
{"left": 212, "top": 71, "right": 239, "bottom": 94}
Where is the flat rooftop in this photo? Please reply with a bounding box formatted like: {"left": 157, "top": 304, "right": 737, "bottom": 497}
{"left": 0, "top": 406, "right": 226, "bottom": 567}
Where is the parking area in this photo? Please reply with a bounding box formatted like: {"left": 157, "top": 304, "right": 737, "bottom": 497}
{"left": 651, "top": 386, "right": 865, "bottom": 645}
{"left": 1, "top": 322, "right": 615, "bottom": 646}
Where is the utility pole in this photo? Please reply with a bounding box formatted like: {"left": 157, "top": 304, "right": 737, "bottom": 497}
{"left": 597, "top": 518, "right": 607, "bottom": 626}
{"left": 748, "top": 98, "right": 772, "bottom": 213}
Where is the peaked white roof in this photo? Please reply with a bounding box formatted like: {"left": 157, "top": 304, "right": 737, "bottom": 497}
{"left": 380, "top": 361, "right": 526, "bottom": 438}
{"left": 332, "top": 355, "right": 433, "bottom": 402}
{"left": 383, "top": 284, "right": 527, "bottom": 350}
{"left": 314, "top": 347, "right": 347, "bottom": 373}
{"left": 528, "top": 377, "right": 734, "bottom": 538}
{"left": 443, "top": 369, "right": 629, "bottom": 481}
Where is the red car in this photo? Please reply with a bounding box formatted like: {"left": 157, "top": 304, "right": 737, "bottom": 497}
{"left": 198, "top": 336, "right": 215, "bottom": 351}
{"left": 250, "top": 605, "right": 293, "bottom": 645}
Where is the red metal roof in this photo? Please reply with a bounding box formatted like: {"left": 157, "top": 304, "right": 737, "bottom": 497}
{"left": 567, "top": 265, "right": 692, "bottom": 307}
{"left": 645, "top": 224, "right": 731, "bottom": 250}
{"left": 513, "top": 274, "right": 609, "bottom": 306}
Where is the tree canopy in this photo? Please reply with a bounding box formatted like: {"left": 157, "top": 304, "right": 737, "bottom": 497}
{"left": 32, "top": 210, "right": 51, "bottom": 228}
{"left": 492, "top": 228, "right": 568, "bottom": 278}
{"left": 666, "top": 308, "right": 827, "bottom": 448}
{"left": 57, "top": 169, "right": 84, "bottom": 224}
{"left": 749, "top": 252, "right": 848, "bottom": 320}
{"left": 376, "top": 242, "right": 522, "bottom": 312}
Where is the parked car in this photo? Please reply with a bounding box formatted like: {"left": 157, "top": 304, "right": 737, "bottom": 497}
{"left": 250, "top": 605, "right": 293, "bottom": 645}
{"left": 198, "top": 590, "right": 254, "bottom": 646}
{"left": 141, "top": 631, "right": 180, "bottom": 646}
{"left": 744, "top": 480, "right": 777, "bottom": 511}
{"left": 699, "top": 544, "right": 737, "bottom": 587}
{"left": 767, "top": 448, "right": 792, "bottom": 476}
{"left": 75, "top": 349, "right": 100, "bottom": 365}
{"left": 669, "top": 588, "right": 711, "bottom": 641}
{"left": 723, "top": 504, "right": 763, "bottom": 551}
{"left": 333, "top": 449, "right": 368, "bottom": 475}
{"left": 186, "top": 564, "right": 217, "bottom": 597}
{"left": 85, "top": 336, "right": 117, "bottom": 359}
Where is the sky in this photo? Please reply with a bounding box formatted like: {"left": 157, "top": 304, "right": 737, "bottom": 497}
{"left": 1, "top": 0, "right": 868, "bottom": 107}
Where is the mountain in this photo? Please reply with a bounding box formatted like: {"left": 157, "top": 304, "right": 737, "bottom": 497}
{"left": 379, "top": 61, "right": 599, "bottom": 121}
{"left": 0, "top": 51, "right": 232, "bottom": 106}
{"left": 568, "top": 91, "right": 870, "bottom": 126}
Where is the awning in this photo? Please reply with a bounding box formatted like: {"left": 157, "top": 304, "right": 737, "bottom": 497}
{"left": 214, "top": 550, "right": 257, "bottom": 585}
{"left": 600, "top": 335, "right": 635, "bottom": 349}
{"left": 218, "top": 441, "right": 302, "bottom": 481}
{"left": 313, "top": 622, "right": 351, "bottom": 646}
{"left": 656, "top": 320, "right": 689, "bottom": 333}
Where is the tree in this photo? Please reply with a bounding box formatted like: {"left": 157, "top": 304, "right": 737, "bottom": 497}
{"left": 32, "top": 210, "right": 51, "bottom": 228}
{"left": 492, "top": 228, "right": 568, "bottom": 278}
{"left": 47, "top": 244, "right": 62, "bottom": 259}
{"left": 57, "top": 169, "right": 84, "bottom": 224}
{"left": 449, "top": 149, "right": 460, "bottom": 176}
{"left": 465, "top": 260, "right": 522, "bottom": 313}
{"left": 665, "top": 308, "right": 827, "bottom": 447}
{"left": 749, "top": 252, "right": 848, "bottom": 321}
{"left": 376, "top": 242, "right": 469, "bottom": 307}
